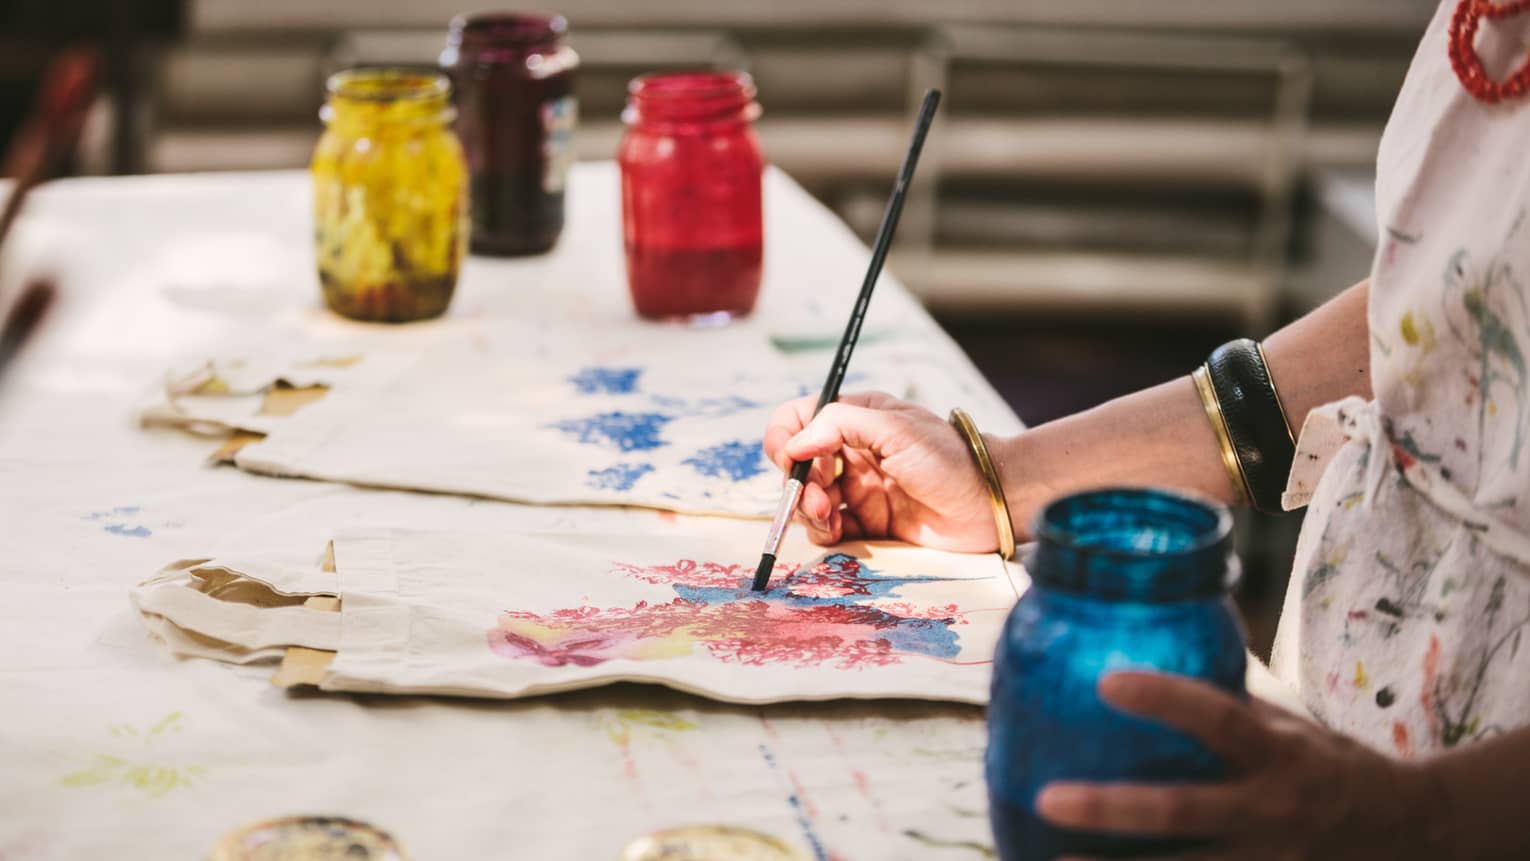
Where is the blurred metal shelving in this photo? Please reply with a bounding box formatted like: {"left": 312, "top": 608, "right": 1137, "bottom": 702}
{"left": 112, "top": 2, "right": 1426, "bottom": 322}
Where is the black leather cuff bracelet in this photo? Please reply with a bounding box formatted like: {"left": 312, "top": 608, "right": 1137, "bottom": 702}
{"left": 1205, "top": 338, "right": 1296, "bottom": 514}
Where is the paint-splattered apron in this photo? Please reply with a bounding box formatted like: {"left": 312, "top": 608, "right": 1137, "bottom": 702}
{"left": 1269, "top": 1, "right": 1530, "bottom": 757}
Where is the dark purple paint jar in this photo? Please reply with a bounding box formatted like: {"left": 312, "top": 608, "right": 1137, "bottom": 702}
{"left": 440, "top": 12, "right": 579, "bottom": 256}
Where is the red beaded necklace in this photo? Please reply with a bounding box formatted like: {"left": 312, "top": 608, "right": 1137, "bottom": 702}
{"left": 1450, "top": 0, "right": 1530, "bottom": 102}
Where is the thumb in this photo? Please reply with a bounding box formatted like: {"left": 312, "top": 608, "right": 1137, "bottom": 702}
{"left": 782, "top": 403, "right": 904, "bottom": 462}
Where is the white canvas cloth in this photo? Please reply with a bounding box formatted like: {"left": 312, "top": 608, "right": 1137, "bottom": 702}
{"left": 134, "top": 525, "right": 1025, "bottom": 705}
{"left": 139, "top": 328, "right": 949, "bottom": 517}
{"left": 1, "top": 165, "right": 1298, "bottom": 859}
{"left": 0, "top": 164, "right": 1023, "bottom": 860}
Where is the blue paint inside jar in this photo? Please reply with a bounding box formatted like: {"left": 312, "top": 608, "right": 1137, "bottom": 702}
{"left": 987, "top": 488, "right": 1247, "bottom": 859}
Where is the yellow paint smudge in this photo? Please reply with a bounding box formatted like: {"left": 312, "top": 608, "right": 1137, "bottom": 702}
{"left": 1353, "top": 661, "right": 1368, "bottom": 689}
{"left": 1400, "top": 312, "right": 1420, "bottom": 346}
{"left": 601, "top": 708, "right": 699, "bottom": 747}
{"left": 615, "top": 709, "right": 699, "bottom": 733}
{"left": 59, "top": 712, "right": 204, "bottom": 799}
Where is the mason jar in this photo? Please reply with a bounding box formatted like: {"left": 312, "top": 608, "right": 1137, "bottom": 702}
{"left": 440, "top": 12, "right": 578, "bottom": 256}
{"left": 311, "top": 67, "right": 467, "bottom": 322}
{"left": 618, "top": 71, "right": 764, "bottom": 324}
{"left": 987, "top": 488, "right": 1248, "bottom": 860}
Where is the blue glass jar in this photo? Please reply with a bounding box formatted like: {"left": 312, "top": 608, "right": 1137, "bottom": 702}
{"left": 987, "top": 488, "right": 1247, "bottom": 860}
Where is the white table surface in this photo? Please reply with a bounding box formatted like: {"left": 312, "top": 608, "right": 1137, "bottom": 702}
{"left": 0, "top": 163, "right": 1023, "bottom": 860}
{"left": 0, "top": 163, "right": 1292, "bottom": 860}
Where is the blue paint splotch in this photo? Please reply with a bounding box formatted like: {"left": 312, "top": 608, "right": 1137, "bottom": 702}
{"left": 670, "top": 553, "right": 964, "bottom": 662}
{"left": 651, "top": 394, "right": 762, "bottom": 418}
{"left": 549, "top": 411, "right": 673, "bottom": 452}
{"left": 683, "top": 439, "right": 768, "bottom": 482}
{"left": 83, "top": 506, "right": 141, "bottom": 521}
{"left": 569, "top": 366, "right": 642, "bottom": 395}
{"left": 84, "top": 506, "right": 151, "bottom": 538}
{"left": 586, "top": 462, "right": 655, "bottom": 491}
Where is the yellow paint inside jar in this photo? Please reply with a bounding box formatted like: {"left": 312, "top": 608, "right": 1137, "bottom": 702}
{"left": 311, "top": 67, "right": 467, "bottom": 322}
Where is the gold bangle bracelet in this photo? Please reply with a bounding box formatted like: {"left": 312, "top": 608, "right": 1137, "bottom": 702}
{"left": 1191, "top": 364, "right": 1251, "bottom": 506}
{"left": 949, "top": 408, "right": 1017, "bottom": 561}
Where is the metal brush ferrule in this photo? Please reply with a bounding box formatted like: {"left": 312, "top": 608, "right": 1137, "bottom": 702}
{"left": 762, "top": 478, "right": 804, "bottom": 556}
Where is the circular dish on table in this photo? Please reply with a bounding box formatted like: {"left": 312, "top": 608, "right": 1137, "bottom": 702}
{"left": 209, "top": 816, "right": 405, "bottom": 861}
{"left": 619, "top": 824, "right": 808, "bottom": 861}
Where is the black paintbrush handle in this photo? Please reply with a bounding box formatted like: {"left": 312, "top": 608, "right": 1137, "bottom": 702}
{"left": 752, "top": 89, "right": 942, "bottom": 592}
{"left": 783, "top": 88, "right": 941, "bottom": 476}
{"left": 0, "top": 279, "right": 55, "bottom": 385}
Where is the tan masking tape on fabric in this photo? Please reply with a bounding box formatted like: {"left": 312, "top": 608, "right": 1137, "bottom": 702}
{"left": 272, "top": 596, "right": 340, "bottom": 689}
{"left": 273, "top": 546, "right": 341, "bottom": 689}
{"left": 209, "top": 384, "right": 330, "bottom": 464}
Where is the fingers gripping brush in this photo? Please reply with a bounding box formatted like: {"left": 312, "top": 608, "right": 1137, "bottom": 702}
{"left": 750, "top": 89, "right": 941, "bottom": 592}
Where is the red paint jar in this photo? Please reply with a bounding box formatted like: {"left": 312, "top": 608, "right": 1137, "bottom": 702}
{"left": 619, "top": 71, "right": 764, "bottom": 323}
{"left": 440, "top": 12, "right": 578, "bottom": 256}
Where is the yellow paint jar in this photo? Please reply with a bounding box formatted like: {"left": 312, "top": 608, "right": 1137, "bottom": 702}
{"left": 312, "top": 67, "right": 467, "bottom": 322}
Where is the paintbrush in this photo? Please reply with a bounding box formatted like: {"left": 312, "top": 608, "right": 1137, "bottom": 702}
{"left": 0, "top": 279, "right": 56, "bottom": 386}
{"left": 751, "top": 88, "right": 941, "bottom": 592}
{"left": 0, "top": 48, "right": 98, "bottom": 302}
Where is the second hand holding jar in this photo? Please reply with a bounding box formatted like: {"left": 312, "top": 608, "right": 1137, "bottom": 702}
{"left": 987, "top": 488, "right": 1249, "bottom": 861}
{"left": 619, "top": 72, "right": 764, "bottom": 324}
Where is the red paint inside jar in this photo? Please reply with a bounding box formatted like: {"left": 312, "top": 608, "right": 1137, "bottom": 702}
{"left": 619, "top": 71, "right": 765, "bottom": 323}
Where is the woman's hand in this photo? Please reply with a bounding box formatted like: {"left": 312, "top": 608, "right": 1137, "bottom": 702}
{"left": 1036, "top": 672, "right": 1449, "bottom": 861}
{"left": 761, "top": 391, "right": 998, "bottom": 552}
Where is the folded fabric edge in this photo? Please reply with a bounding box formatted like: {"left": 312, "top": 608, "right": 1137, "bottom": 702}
{"left": 130, "top": 559, "right": 342, "bottom": 653}
{"left": 138, "top": 609, "right": 289, "bottom": 665}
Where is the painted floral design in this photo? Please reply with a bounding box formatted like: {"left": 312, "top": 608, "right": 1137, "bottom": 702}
{"left": 568, "top": 366, "right": 642, "bottom": 395}
{"left": 486, "top": 554, "right": 969, "bottom": 670}
{"left": 586, "top": 462, "right": 654, "bottom": 491}
{"left": 682, "top": 439, "right": 769, "bottom": 482}
{"left": 547, "top": 411, "right": 673, "bottom": 452}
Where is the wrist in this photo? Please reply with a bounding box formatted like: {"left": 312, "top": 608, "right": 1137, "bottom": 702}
{"left": 987, "top": 431, "right": 1050, "bottom": 542}
{"left": 949, "top": 410, "right": 1017, "bottom": 560}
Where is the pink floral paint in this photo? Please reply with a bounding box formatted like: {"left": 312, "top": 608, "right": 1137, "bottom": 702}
{"left": 486, "top": 553, "right": 972, "bottom": 670}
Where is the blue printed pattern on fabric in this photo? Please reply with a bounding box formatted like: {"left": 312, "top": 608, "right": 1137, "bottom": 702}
{"left": 586, "top": 462, "right": 655, "bottom": 491}
{"left": 548, "top": 412, "right": 673, "bottom": 452}
{"left": 682, "top": 439, "right": 769, "bottom": 482}
{"left": 569, "top": 366, "right": 642, "bottom": 395}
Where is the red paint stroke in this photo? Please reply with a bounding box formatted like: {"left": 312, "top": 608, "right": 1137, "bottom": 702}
{"left": 666, "top": 741, "right": 714, "bottom": 799}
{"left": 761, "top": 718, "right": 820, "bottom": 821}
{"left": 823, "top": 721, "right": 889, "bottom": 833}
{"left": 1421, "top": 634, "right": 1442, "bottom": 740}
{"left": 487, "top": 556, "right": 970, "bottom": 670}
{"left": 614, "top": 558, "right": 764, "bottom": 589}
{"left": 1392, "top": 721, "right": 1412, "bottom": 758}
{"left": 485, "top": 630, "right": 617, "bottom": 667}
